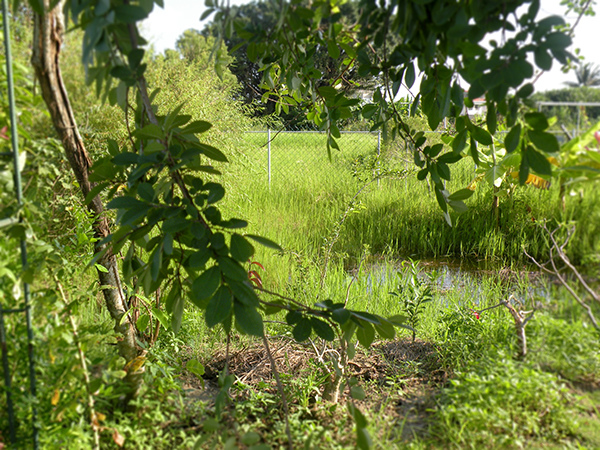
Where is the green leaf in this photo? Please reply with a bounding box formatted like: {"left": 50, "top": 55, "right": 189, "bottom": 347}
{"left": 196, "top": 143, "right": 228, "bottom": 162}
{"left": 188, "top": 248, "right": 210, "bottom": 269}
{"left": 447, "top": 189, "right": 474, "bottom": 201}
{"left": 437, "top": 162, "right": 451, "bottom": 181}
{"left": 234, "top": 301, "right": 264, "bottom": 337}
{"left": 356, "top": 321, "right": 375, "bottom": 348}
{"left": 374, "top": 320, "right": 395, "bottom": 340}
{"left": 107, "top": 196, "right": 148, "bottom": 210}
{"left": 525, "top": 146, "right": 552, "bottom": 176}
{"left": 470, "top": 125, "right": 493, "bottom": 146}
{"left": 150, "top": 245, "right": 162, "bottom": 281}
{"left": 94, "top": 263, "right": 109, "bottom": 273}
{"left": 205, "top": 183, "right": 225, "bottom": 204}
{"left": 438, "top": 152, "right": 462, "bottom": 164}
{"left": 534, "top": 47, "right": 553, "bottom": 71}
{"left": 171, "top": 292, "right": 185, "bottom": 333}
{"left": 524, "top": 112, "right": 549, "bottom": 131}
{"left": 286, "top": 310, "right": 302, "bottom": 325}
{"left": 527, "top": 130, "right": 559, "bottom": 153}
{"left": 135, "top": 123, "right": 164, "bottom": 140}
{"left": 220, "top": 218, "right": 248, "bottom": 229}
{"left": 162, "top": 216, "right": 190, "bottom": 234}
{"left": 350, "top": 385, "right": 366, "bottom": 400}
{"left": 228, "top": 280, "right": 259, "bottom": 307}
{"left": 241, "top": 432, "right": 261, "bottom": 446}
{"left": 186, "top": 359, "right": 205, "bottom": 379}
{"left": 182, "top": 120, "right": 212, "bottom": 134}
{"left": 293, "top": 318, "right": 312, "bottom": 341}
{"left": 205, "top": 286, "right": 233, "bottom": 328}
{"left": 332, "top": 308, "right": 351, "bottom": 325}
{"left": 113, "top": 4, "right": 149, "bottom": 22}
{"left": 486, "top": 102, "right": 497, "bottom": 134}
{"left": 327, "top": 39, "right": 340, "bottom": 59}
{"left": 404, "top": 62, "right": 415, "bottom": 89}
{"left": 218, "top": 257, "right": 248, "bottom": 282}
{"left": 434, "top": 187, "right": 448, "bottom": 213}
{"left": 451, "top": 81, "right": 464, "bottom": 108}
{"left": 137, "top": 182, "right": 155, "bottom": 202}
{"left": 318, "top": 86, "right": 337, "bottom": 100}
{"left": 448, "top": 200, "right": 469, "bottom": 213}
{"left": 152, "top": 307, "right": 170, "bottom": 330}
{"left": 517, "top": 83, "right": 535, "bottom": 98}
{"left": 28, "top": 0, "right": 44, "bottom": 15}
{"left": 356, "top": 426, "right": 372, "bottom": 450}
{"left": 545, "top": 31, "right": 571, "bottom": 48}
{"left": 84, "top": 181, "right": 110, "bottom": 205}
{"left": 230, "top": 234, "right": 255, "bottom": 262}
{"left": 245, "top": 234, "right": 283, "bottom": 251}
{"left": 452, "top": 130, "right": 468, "bottom": 153}
{"left": 136, "top": 314, "right": 150, "bottom": 333}
{"left": 519, "top": 152, "right": 530, "bottom": 185}
{"left": 310, "top": 318, "right": 335, "bottom": 341}
{"left": 128, "top": 48, "right": 145, "bottom": 70}
{"left": 191, "top": 266, "right": 221, "bottom": 308}
{"left": 504, "top": 123, "right": 521, "bottom": 153}
{"left": 470, "top": 137, "right": 480, "bottom": 165}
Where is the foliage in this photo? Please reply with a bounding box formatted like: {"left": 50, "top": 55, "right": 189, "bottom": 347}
{"left": 202, "top": 0, "right": 385, "bottom": 123}
{"left": 433, "top": 358, "right": 579, "bottom": 448}
{"left": 528, "top": 312, "right": 600, "bottom": 382}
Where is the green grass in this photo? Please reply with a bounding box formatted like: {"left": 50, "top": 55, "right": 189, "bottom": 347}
{"left": 223, "top": 132, "right": 600, "bottom": 283}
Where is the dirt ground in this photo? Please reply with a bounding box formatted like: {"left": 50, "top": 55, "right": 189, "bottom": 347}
{"left": 180, "top": 336, "right": 448, "bottom": 443}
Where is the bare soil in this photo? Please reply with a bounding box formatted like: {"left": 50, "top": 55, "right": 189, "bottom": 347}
{"left": 180, "top": 336, "right": 448, "bottom": 444}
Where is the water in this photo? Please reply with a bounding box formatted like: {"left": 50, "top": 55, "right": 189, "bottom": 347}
{"left": 352, "top": 257, "right": 550, "bottom": 308}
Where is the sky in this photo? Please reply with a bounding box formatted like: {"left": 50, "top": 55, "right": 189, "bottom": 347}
{"left": 142, "top": 0, "right": 600, "bottom": 93}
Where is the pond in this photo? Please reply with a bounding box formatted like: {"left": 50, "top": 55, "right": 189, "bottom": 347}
{"left": 351, "top": 257, "right": 551, "bottom": 309}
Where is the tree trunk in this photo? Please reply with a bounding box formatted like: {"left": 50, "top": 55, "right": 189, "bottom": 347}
{"left": 30, "top": 2, "right": 143, "bottom": 398}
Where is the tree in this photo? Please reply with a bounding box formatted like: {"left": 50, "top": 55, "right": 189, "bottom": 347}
{"left": 203, "top": 0, "right": 388, "bottom": 122}
{"left": 564, "top": 62, "right": 600, "bottom": 87}
{"left": 30, "top": 2, "right": 142, "bottom": 398}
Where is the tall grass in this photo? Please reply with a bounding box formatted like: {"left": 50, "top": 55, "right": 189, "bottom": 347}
{"left": 219, "top": 131, "right": 600, "bottom": 300}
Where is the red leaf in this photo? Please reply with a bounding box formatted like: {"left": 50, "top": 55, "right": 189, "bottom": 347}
{"left": 0, "top": 126, "right": 8, "bottom": 140}
{"left": 248, "top": 277, "right": 263, "bottom": 288}
{"left": 250, "top": 261, "right": 265, "bottom": 270}
{"left": 248, "top": 270, "right": 262, "bottom": 280}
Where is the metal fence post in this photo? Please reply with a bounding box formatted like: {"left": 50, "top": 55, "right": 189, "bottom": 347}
{"left": 267, "top": 128, "right": 271, "bottom": 186}
{"left": 377, "top": 130, "right": 381, "bottom": 187}
{"left": 2, "top": 2, "right": 39, "bottom": 447}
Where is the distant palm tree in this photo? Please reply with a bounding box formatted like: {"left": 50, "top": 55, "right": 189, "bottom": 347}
{"left": 565, "top": 62, "right": 600, "bottom": 87}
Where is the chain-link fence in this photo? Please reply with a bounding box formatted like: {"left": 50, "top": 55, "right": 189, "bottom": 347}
{"left": 243, "top": 127, "right": 383, "bottom": 186}
{"left": 242, "top": 103, "right": 600, "bottom": 187}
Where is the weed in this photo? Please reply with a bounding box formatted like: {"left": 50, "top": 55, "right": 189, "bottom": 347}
{"left": 389, "top": 260, "right": 436, "bottom": 342}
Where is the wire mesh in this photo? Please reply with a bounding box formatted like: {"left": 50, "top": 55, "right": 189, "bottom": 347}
{"left": 244, "top": 125, "right": 382, "bottom": 186}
